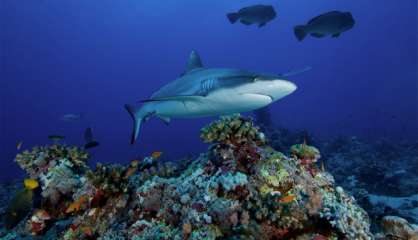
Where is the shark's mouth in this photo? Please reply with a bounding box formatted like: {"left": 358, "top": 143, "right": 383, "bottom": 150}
{"left": 262, "top": 94, "right": 274, "bottom": 101}
{"left": 253, "top": 93, "right": 275, "bottom": 101}
{"left": 240, "top": 93, "right": 274, "bottom": 102}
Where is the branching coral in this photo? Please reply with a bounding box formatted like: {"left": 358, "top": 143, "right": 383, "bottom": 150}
{"left": 291, "top": 143, "right": 321, "bottom": 176}
{"left": 201, "top": 114, "right": 266, "bottom": 146}
{"left": 202, "top": 114, "right": 266, "bottom": 173}
{"left": 14, "top": 144, "right": 89, "bottom": 207}
{"left": 15, "top": 145, "right": 89, "bottom": 179}
{"left": 40, "top": 160, "right": 83, "bottom": 205}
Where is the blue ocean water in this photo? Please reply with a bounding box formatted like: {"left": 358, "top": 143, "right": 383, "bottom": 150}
{"left": 0, "top": 0, "right": 416, "bottom": 181}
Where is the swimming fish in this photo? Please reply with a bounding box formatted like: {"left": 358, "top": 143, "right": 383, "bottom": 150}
{"left": 227, "top": 5, "right": 276, "bottom": 27}
{"left": 16, "top": 141, "right": 23, "bottom": 150}
{"left": 24, "top": 178, "right": 39, "bottom": 190}
{"left": 84, "top": 127, "right": 100, "bottom": 149}
{"left": 151, "top": 151, "right": 163, "bottom": 159}
{"left": 66, "top": 195, "right": 88, "bottom": 214}
{"left": 48, "top": 135, "right": 65, "bottom": 141}
{"left": 279, "top": 194, "right": 296, "bottom": 203}
{"left": 294, "top": 11, "right": 355, "bottom": 41}
{"left": 126, "top": 50, "right": 300, "bottom": 144}
{"left": 3, "top": 179, "right": 39, "bottom": 229}
{"left": 61, "top": 113, "right": 82, "bottom": 122}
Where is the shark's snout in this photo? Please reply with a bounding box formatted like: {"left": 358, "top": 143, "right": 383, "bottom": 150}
{"left": 282, "top": 80, "right": 297, "bottom": 94}
{"left": 267, "top": 79, "right": 297, "bottom": 101}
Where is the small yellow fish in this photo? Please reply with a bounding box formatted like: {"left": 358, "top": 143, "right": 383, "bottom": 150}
{"left": 151, "top": 151, "right": 163, "bottom": 159}
{"left": 279, "top": 194, "right": 296, "bottom": 204}
{"left": 24, "top": 179, "right": 39, "bottom": 190}
{"left": 16, "top": 141, "right": 23, "bottom": 150}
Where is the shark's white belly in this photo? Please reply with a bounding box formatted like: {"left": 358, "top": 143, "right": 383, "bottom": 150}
{"left": 150, "top": 90, "right": 273, "bottom": 118}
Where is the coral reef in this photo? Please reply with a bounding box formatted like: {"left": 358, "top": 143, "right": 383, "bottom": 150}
{"left": 376, "top": 216, "right": 418, "bottom": 240}
{"left": 0, "top": 116, "right": 384, "bottom": 239}
{"left": 322, "top": 136, "right": 418, "bottom": 231}
{"left": 15, "top": 145, "right": 89, "bottom": 207}
{"left": 253, "top": 107, "right": 316, "bottom": 153}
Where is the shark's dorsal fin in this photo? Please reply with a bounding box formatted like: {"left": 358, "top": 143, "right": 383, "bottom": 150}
{"left": 186, "top": 50, "right": 203, "bottom": 72}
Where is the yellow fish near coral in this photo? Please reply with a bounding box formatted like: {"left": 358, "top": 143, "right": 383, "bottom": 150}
{"left": 24, "top": 179, "right": 39, "bottom": 190}
{"left": 151, "top": 151, "right": 163, "bottom": 159}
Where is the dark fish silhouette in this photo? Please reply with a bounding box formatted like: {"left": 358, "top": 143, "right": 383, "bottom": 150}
{"left": 227, "top": 5, "right": 276, "bottom": 27}
{"left": 84, "top": 127, "right": 99, "bottom": 149}
{"left": 48, "top": 135, "right": 65, "bottom": 141}
{"left": 3, "top": 179, "right": 39, "bottom": 229}
{"left": 294, "top": 11, "right": 355, "bottom": 41}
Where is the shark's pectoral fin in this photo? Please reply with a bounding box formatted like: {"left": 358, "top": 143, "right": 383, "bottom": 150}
{"left": 278, "top": 66, "right": 312, "bottom": 78}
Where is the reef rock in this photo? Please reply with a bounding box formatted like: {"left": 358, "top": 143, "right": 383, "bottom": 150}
{"left": 380, "top": 216, "right": 418, "bottom": 240}
{"left": 1, "top": 115, "right": 375, "bottom": 239}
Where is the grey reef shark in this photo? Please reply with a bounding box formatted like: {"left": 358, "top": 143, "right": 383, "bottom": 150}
{"left": 126, "top": 50, "right": 310, "bottom": 144}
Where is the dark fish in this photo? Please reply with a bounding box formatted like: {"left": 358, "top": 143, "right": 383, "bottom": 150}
{"left": 3, "top": 179, "right": 39, "bottom": 229}
{"left": 84, "top": 127, "right": 99, "bottom": 149}
{"left": 294, "top": 11, "right": 355, "bottom": 41}
{"left": 227, "top": 5, "right": 276, "bottom": 27}
{"left": 48, "top": 135, "right": 65, "bottom": 141}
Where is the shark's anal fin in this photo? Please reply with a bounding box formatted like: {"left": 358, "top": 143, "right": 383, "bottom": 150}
{"left": 186, "top": 50, "right": 203, "bottom": 73}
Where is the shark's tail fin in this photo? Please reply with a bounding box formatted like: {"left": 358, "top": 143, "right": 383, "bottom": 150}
{"left": 125, "top": 104, "right": 143, "bottom": 144}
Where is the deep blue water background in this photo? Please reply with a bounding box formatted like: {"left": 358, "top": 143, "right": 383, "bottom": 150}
{"left": 1, "top": 0, "right": 417, "bottom": 181}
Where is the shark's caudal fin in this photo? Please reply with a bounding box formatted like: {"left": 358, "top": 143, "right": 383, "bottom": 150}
{"left": 125, "top": 104, "right": 143, "bottom": 144}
